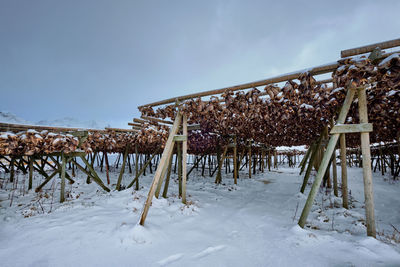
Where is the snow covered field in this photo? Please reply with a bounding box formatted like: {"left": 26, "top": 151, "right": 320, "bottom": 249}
{"left": 1, "top": 161, "right": 400, "bottom": 267}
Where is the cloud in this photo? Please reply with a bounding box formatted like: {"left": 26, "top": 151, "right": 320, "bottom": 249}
{"left": 0, "top": 0, "right": 399, "bottom": 127}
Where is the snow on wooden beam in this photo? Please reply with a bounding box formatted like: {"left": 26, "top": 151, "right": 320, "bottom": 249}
{"left": 140, "top": 116, "right": 174, "bottom": 125}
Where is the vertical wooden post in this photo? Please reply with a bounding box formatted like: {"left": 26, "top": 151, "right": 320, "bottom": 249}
{"left": 248, "top": 140, "right": 252, "bottom": 178}
{"left": 28, "top": 156, "right": 33, "bottom": 190}
{"left": 104, "top": 152, "right": 110, "bottom": 185}
{"left": 181, "top": 114, "right": 188, "bottom": 204}
{"left": 60, "top": 153, "right": 66, "bottom": 203}
{"left": 127, "top": 154, "right": 132, "bottom": 174}
{"left": 261, "top": 149, "right": 265, "bottom": 173}
{"left": 116, "top": 145, "right": 130, "bottom": 191}
{"left": 86, "top": 152, "right": 96, "bottom": 184}
{"left": 71, "top": 159, "right": 75, "bottom": 177}
{"left": 268, "top": 149, "right": 272, "bottom": 171}
{"left": 332, "top": 150, "right": 338, "bottom": 197}
{"left": 178, "top": 142, "right": 182, "bottom": 197}
{"left": 155, "top": 143, "right": 175, "bottom": 198}
{"left": 9, "top": 157, "right": 15, "bottom": 182}
{"left": 215, "top": 146, "right": 228, "bottom": 184}
{"left": 233, "top": 136, "right": 237, "bottom": 184}
{"left": 357, "top": 87, "right": 376, "bottom": 237}
{"left": 274, "top": 149, "right": 277, "bottom": 168}
{"left": 162, "top": 152, "right": 174, "bottom": 198}
{"left": 135, "top": 145, "right": 139, "bottom": 190}
{"left": 340, "top": 134, "right": 349, "bottom": 209}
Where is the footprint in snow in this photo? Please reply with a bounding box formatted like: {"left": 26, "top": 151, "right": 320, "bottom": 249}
{"left": 193, "top": 245, "right": 226, "bottom": 259}
{"left": 157, "top": 253, "right": 184, "bottom": 266}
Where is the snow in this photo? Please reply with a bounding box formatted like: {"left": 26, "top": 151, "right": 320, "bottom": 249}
{"left": 0, "top": 159, "right": 399, "bottom": 266}
{"left": 331, "top": 87, "right": 344, "bottom": 94}
{"left": 0, "top": 132, "right": 16, "bottom": 139}
{"left": 387, "top": 90, "right": 398, "bottom": 97}
{"left": 300, "top": 103, "right": 314, "bottom": 110}
{"left": 276, "top": 145, "right": 307, "bottom": 152}
{"left": 378, "top": 53, "right": 400, "bottom": 68}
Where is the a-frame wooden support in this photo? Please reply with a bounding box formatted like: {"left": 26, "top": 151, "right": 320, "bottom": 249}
{"left": 298, "top": 84, "right": 376, "bottom": 237}
{"left": 139, "top": 112, "right": 188, "bottom": 226}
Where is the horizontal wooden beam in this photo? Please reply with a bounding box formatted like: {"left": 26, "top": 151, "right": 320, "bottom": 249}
{"left": 139, "top": 62, "right": 339, "bottom": 108}
{"left": 105, "top": 127, "right": 139, "bottom": 133}
{"left": 330, "top": 123, "right": 373, "bottom": 134}
{"left": 173, "top": 135, "right": 187, "bottom": 142}
{"left": 341, "top": 38, "right": 400, "bottom": 58}
{"left": 133, "top": 118, "right": 146, "bottom": 124}
{"left": 128, "top": 122, "right": 142, "bottom": 127}
{"left": 186, "top": 124, "right": 201, "bottom": 131}
{"left": 316, "top": 78, "right": 333, "bottom": 85}
{"left": 140, "top": 116, "right": 174, "bottom": 125}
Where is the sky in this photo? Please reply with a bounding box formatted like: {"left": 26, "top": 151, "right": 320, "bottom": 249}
{"left": 0, "top": 0, "right": 399, "bottom": 128}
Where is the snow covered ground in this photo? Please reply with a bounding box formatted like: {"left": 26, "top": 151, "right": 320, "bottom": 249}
{"left": 0, "top": 160, "right": 400, "bottom": 267}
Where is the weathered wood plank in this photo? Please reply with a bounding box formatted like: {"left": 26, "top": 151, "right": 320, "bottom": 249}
{"left": 139, "top": 113, "right": 182, "bottom": 225}
{"left": 173, "top": 135, "right": 188, "bottom": 142}
{"left": 181, "top": 114, "right": 188, "bottom": 204}
{"left": 357, "top": 87, "right": 376, "bottom": 237}
{"left": 330, "top": 123, "right": 373, "bottom": 134}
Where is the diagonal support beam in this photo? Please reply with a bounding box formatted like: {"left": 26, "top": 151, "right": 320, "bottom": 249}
{"left": 139, "top": 112, "right": 182, "bottom": 225}
{"left": 298, "top": 87, "right": 356, "bottom": 228}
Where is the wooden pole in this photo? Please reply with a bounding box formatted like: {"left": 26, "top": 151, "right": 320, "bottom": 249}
{"left": 181, "top": 114, "right": 188, "bottom": 204}
{"left": 187, "top": 155, "right": 205, "bottom": 178}
{"left": 104, "top": 152, "right": 110, "bottom": 185}
{"left": 300, "top": 143, "right": 319, "bottom": 193}
{"left": 139, "top": 113, "right": 182, "bottom": 226}
{"left": 248, "top": 141, "right": 252, "bottom": 178}
{"left": 341, "top": 38, "right": 400, "bottom": 58}
{"left": 116, "top": 145, "right": 130, "bottom": 191}
{"left": 268, "top": 149, "right": 271, "bottom": 171}
{"left": 162, "top": 152, "right": 174, "bottom": 198}
{"left": 127, "top": 152, "right": 157, "bottom": 189}
{"left": 332, "top": 150, "right": 338, "bottom": 197}
{"left": 299, "top": 144, "right": 312, "bottom": 174}
{"left": 77, "top": 156, "right": 110, "bottom": 192}
{"left": 155, "top": 144, "right": 175, "bottom": 198}
{"left": 135, "top": 145, "right": 139, "bottom": 190}
{"left": 340, "top": 134, "right": 349, "bottom": 209}
{"left": 28, "top": 156, "right": 33, "bottom": 190}
{"left": 9, "top": 157, "right": 15, "bottom": 182}
{"left": 233, "top": 136, "right": 237, "bottom": 184}
{"left": 60, "top": 153, "right": 66, "bottom": 203}
{"left": 178, "top": 142, "right": 182, "bottom": 197}
{"left": 35, "top": 168, "right": 59, "bottom": 192}
{"left": 261, "top": 150, "right": 265, "bottom": 173}
{"left": 357, "top": 87, "right": 376, "bottom": 237}
{"left": 215, "top": 146, "right": 228, "bottom": 184}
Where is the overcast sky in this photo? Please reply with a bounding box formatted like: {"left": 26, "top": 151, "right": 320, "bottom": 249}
{"left": 1, "top": 0, "right": 399, "bottom": 128}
